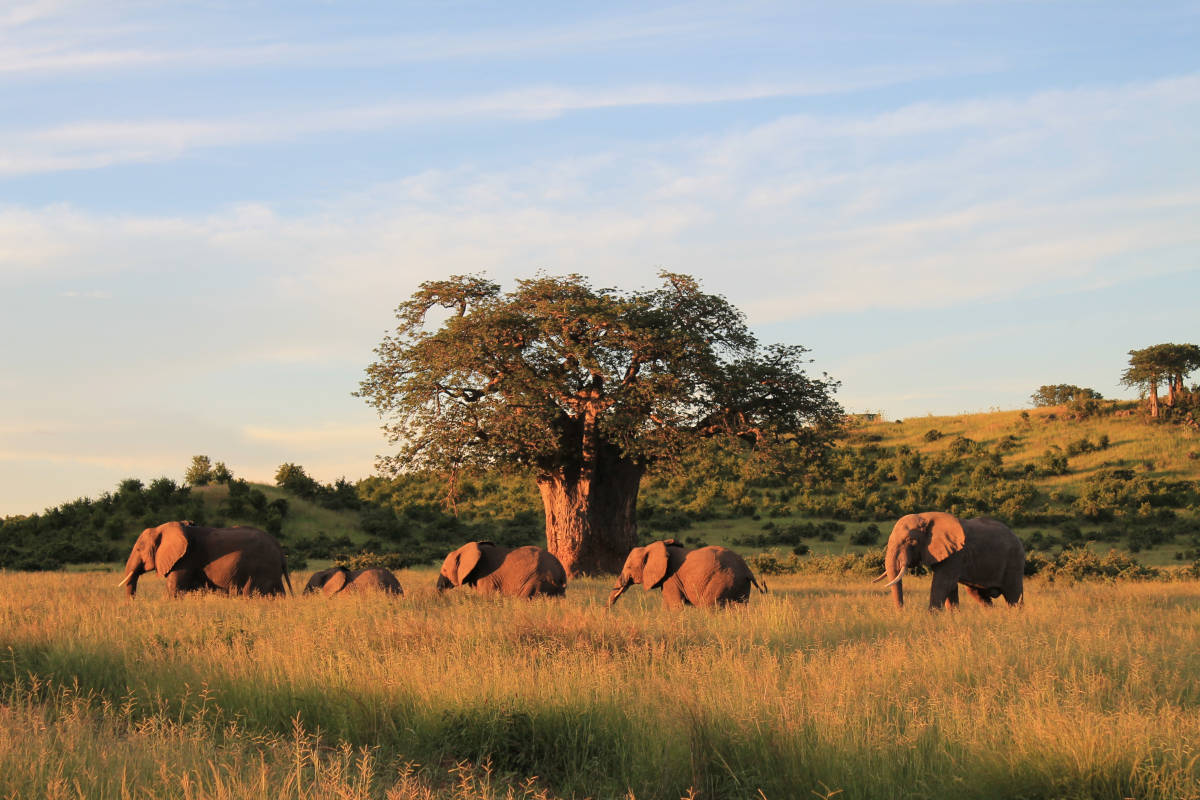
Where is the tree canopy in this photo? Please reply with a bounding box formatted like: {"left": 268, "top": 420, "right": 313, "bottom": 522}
{"left": 1122, "top": 343, "right": 1200, "bottom": 417}
{"left": 1031, "top": 384, "right": 1102, "bottom": 408}
{"left": 358, "top": 272, "right": 842, "bottom": 574}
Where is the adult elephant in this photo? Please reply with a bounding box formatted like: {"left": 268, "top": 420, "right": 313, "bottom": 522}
{"left": 876, "top": 512, "right": 1024, "bottom": 609}
{"left": 304, "top": 566, "right": 403, "bottom": 596}
{"left": 117, "top": 521, "right": 291, "bottom": 598}
{"left": 436, "top": 541, "right": 567, "bottom": 598}
{"left": 608, "top": 539, "right": 765, "bottom": 610}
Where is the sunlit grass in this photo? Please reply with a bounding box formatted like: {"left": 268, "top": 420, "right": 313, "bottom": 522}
{"left": 1, "top": 569, "right": 1197, "bottom": 799}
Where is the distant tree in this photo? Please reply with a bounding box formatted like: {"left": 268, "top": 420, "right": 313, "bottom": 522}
{"left": 184, "top": 455, "right": 213, "bottom": 486}
{"left": 358, "top": 272, "right": 842, "bottom": 575}
{"left": 212, "top": 461, "right": 233, "bottom": 484}
{"left": 1031, "top": 384, "right": 1103, "bottom": 407}
{"left": 1121, "top": 344, "right": 1200, "bottom": 418}
{"left": 1154, "top": 343, "right": 1200, "bottom": 407}
{"left": 275, "top": 463, "right": 320, "bottom": 499}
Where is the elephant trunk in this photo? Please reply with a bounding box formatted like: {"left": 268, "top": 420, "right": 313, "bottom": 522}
{"left": 435, "top": 574, "right": 453, "bottom": 592}
{"left": 884, "top": 536, "right": 905, "bottom": 609}
{"left": 119, "top": 567, "right": 142, "bottom": 597}
{"left": 607, "top": 576, "right": 633, "bottom": 607}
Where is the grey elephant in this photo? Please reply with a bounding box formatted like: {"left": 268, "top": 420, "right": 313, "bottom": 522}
{"left": 118, "top": 521, "right": 292, "bottom": 597}
{"left": 304, "top": 566, "right": 403, "bottom": 596}
{"left": 876, "top": 511, "right": 1025, "bottom": 609}
{"left": 608, "top": 539, "right": 765, "bottom": 609}
{"left": 436, "top": 541, "right": 567, "bottom": 598}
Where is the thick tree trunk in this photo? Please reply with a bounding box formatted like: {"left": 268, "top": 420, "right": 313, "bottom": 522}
{"left": 538, "top": 454, "right": 644, "bottom": 577}
{"left": 1149, "top": 383, "right": 1160, "bottom": 418}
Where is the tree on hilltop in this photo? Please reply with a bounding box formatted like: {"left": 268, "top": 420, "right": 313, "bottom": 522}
{"left": 184, "top": 455, "right": 213, "bottom": 486}
{"left": 358, "top": 272, "right": 842, "bottom": 576}
{"left": 1031, "top": 385, "right": 1102, "bottom": 408}
{"left": 1122, "top": 343, "right": 1200, "bottom": 418}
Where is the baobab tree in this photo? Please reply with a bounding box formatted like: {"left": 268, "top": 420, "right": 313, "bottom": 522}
{"left": 1122, "top": 343, "right": 1200, "bottom": 417}
{"left": 358, "top": 272, "right": 842, "bottom": 576}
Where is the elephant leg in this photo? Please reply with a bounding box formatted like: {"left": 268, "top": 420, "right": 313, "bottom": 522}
{"left": 929, "top": 569, "right": 960, "bottom": 610}
{"left": 662, "top": 578, "right": 688, "bottom": 610}
{"left": 1002, "top": 573, "right": 1024, "bottom": 606}
{"left": 164, "top": 571, "right": 184, "bottom": 598}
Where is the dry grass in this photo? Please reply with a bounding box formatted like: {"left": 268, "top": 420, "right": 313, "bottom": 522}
{"left": 874, "top": 407, "right": 1200, "bottom": 487}
{"left": 1, "top": 569, "right": 1198, "bottom": 799}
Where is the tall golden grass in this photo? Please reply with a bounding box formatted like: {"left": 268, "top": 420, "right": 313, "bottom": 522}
{"left": 1, "top": 569, "right": 1198, "bottom": 799}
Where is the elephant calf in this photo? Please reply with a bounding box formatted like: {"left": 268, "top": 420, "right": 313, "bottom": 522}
{"left": 436, "top": 541, "right": 567, "bottom": 598}
{"left": 608, "top": 539, "right": 765, "bottom": 610}
{"left": 304, "top": 566, "right": 403, "bottom": 597}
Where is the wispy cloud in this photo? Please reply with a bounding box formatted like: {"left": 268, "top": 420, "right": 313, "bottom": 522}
{"left": 0, "top": 71, "right": 950, "bottom": 177}
{"left": 242, "top": 425, "right": 380, "bottom": 447}
{"left": 5, "top": 69, "right": 1198, "bottom": 320}
{"left": 0, "top": 5, "right": 901, "bottom": 78}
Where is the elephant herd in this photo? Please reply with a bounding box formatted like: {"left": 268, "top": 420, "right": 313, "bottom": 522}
{"left": 118, "top": 512, "right": 1026, "bottom": 611}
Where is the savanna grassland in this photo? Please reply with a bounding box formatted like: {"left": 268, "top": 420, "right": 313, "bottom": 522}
{"left": 2, "top": 569, "right": 1198, "bottom": 800}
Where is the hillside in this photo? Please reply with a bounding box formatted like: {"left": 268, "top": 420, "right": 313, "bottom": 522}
{"left": 2, "top": 404, "right": 1197, "bottom": 571}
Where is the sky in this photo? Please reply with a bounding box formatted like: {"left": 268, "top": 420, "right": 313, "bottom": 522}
{"left": 1, "top": 1, "right": 1198, "bottom": 516}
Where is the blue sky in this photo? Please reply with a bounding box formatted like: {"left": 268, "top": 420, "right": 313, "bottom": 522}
{"left": 2, "top": 1, "right": 1198, "bottom": 515}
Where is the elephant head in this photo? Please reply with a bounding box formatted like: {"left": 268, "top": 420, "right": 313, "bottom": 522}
{"left": 436, "top": 541, "right": 492, "bottom": 591}
{"left": 307, "top": 566, "right": 403, "bottom": 596}
{"left": 117, "top": 521, "right": 190, "bottom": 597}
{"left": 607, "top": 539, "right": 685, "bottom": 606}
{"left": 878, "top": 512, "right": 965, "bottom": 608}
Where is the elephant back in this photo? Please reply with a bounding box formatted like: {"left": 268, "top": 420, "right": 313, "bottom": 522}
{"left": 502, "top": 546, "right": 567, "bottom": 597}
{"left": 681, "top": 546, "right": 754, "bottom": 606}
{"left": 350, "top": 568, "right": 404, "bottom": 595}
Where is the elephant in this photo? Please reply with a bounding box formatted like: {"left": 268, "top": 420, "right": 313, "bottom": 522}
{"left": 876, "top": 511, "right": 1025, "bottom": 609}
{"left": 607, "top": 539, "right": 766, "bottom": 610}
{"left": 436, "top": 541, "right": 567, "bottom": 598}
{"left": 117, "top": 521, "right": 292, "bottom": 598}
{"left": 304, "top": 566, "right": 403, "bottom": 596}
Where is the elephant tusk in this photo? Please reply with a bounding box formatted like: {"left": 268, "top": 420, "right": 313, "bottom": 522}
{"left": 116, "top": 572, "right": 133, "bottom": 588}
{"left": 870, "top": 571, "right": 889, "bottom": 583}
{"left": 882, "top": 566, "right": 907, "bottom": 588}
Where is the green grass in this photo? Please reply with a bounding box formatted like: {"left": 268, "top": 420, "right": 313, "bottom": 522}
{"left": 2, "top": 569, "right": 1198, "bottom": 799}
{"left": 192, "top": 482, "right": 371, "bottom": 544}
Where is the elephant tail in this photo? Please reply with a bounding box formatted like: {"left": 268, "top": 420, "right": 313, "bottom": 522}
{"left": 750, "top": 573, "right": 768, "bottom": 594}
{"left": 282, "top": 562, "right": 294, "bottom": 596}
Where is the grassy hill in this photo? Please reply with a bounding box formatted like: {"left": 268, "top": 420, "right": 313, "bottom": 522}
{"left": 674, "top": 405, "right": 1199, "bottom": 566}
{"left": 7, "top": 403, "right": 1199, "bottom": 572}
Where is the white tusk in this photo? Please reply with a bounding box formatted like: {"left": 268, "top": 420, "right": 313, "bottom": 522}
{"left": 870, "top": 571, "right": 889, "bottom": 583}
{"left": 116, "top": 572, "right": 132, "bottom": 588}
{"left": 883, "top": 566, "right": 907, "bottom": 588}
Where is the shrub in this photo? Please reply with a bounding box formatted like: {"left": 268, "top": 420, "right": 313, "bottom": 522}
{"left": 1039, "top": 546, "right": 1162, "bottom": 582}
{"left": 334, "top": 551, "right": 409, "bottom": 570}
{"left": 848, "top": 524, "right": 881, "bottom": 546}
{"left": 745, "top": 551, "right": 884, "bottom": 577}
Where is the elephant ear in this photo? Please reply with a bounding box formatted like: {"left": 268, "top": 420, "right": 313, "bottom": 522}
{"left": 456, "top": 542, "right": 486, "bottom": 586}
{"left": 643, "top": 540, "right": 677, "bottom": 590}
{"left": 155, "top": 522, "right": 189, "bottom": 577}
{"left": 926, "top": 513, "right": 966, "bottom": 563}
{"left": 322, "top": 567, "right": 351, "bottom": 596}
